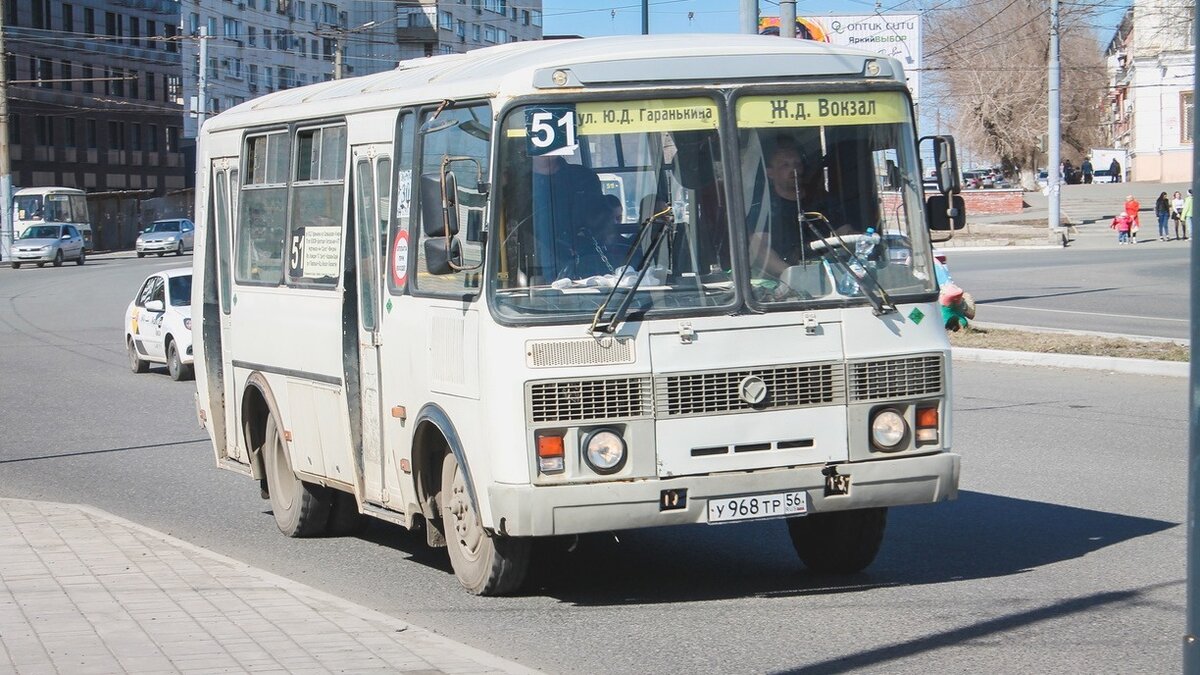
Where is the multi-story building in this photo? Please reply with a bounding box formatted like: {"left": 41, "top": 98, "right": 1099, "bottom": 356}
{"left": 3, "top": 0, "right": 187, "bottom": 193}
{"left": 181, "top": 0, "right": 542, "bottom": 140}
{"left": 1105, "top": 0, "right": 1194, "bottom": 182}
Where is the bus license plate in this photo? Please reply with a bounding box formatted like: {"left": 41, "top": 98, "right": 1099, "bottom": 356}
{"left": 707, "top": 490, "right": 808, "bottom": 524}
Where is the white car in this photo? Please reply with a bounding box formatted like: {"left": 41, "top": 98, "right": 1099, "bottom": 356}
{"left": 136, "top": 218, "right": 195, "bottom": 257}
{"left": 124, "top": 267, "right": 194, "bottom": 381}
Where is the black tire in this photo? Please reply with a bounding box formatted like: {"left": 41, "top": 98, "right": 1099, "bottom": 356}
{"left": 787, "top": 507, "right": 888, "bottom": 574}
{"left": 52, "top": 250, "right": 63, "bottom": 267}
{"left": 156, "top": 252, "right": 164, "bottom": 257}
{"left": 127, "top": 338, "right": 149, "bottom": 374}
{"left": 326, "top": 489, "right": 369, "bottom": 536}
{"left": 263, "top": 414, "right": 331, "bottom": 537}
{"left": 36, "top": 262, "right": 45, "bottom": 268}
{"left": 176, "top": 242, "right": 184, "bottom": 256}
{"left": 137, "top": 252, "right": 145, "bottom": 258}
{"left": 440, "top": 453, "right": 531, "bottom": 595}
{"left": 166, "top": 340, "right": 193, "bottom": 381}
{"left": 76, "top": 249, "right": 85, "bottom": 265}
{"left": 10, "top": 262, "right": 18, "bottom": 269}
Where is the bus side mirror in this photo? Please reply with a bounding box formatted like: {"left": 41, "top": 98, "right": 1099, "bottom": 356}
{"left": 424, "top": 237, "right": 462, "bottom": 275}
{"left": 919, "top": 135, "right": 962, "bottom": 195}
{"left": 926, "top": 194, "right": 966, "bottom": 231}
{"left": 420, "top": 171, "right": 459, "bottom": 238}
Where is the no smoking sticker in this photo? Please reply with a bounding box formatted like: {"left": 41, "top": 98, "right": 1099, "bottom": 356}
{"left": 392, "top": 229, "right": 409, "bottom": 287}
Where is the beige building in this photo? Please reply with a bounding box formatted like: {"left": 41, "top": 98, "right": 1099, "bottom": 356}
{"left": 1105, "top": 0, "right": 1195, "bottom": 183}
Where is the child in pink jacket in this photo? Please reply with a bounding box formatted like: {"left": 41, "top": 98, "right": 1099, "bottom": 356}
{"left": 1111, "top": 212, "right": 1132, "bottom": 244}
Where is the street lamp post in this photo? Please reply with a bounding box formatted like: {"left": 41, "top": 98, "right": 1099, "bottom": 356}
{"left": 328, "top": 21, "right": 377, "bottom": 80}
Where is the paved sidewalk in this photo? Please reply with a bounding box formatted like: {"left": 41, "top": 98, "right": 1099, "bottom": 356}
{"left": 0, "top": 498, "right": 539, "bottom": 675}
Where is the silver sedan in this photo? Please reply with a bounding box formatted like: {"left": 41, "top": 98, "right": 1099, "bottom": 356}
{"left": 136, "top": 218, "right": 195, "bottom": 257}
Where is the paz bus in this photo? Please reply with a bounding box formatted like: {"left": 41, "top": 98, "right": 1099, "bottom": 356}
{"left": 13, "top": 186, "right": 93, "bottom": 250}
{"left": 192, "top": 35, "right": 966, "bottom": 595}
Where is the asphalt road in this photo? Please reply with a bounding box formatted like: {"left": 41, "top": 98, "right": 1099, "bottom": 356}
{"left": 0, "top": 253, "right": 1186, "bottom": 673}
{"left": 945, "top": 242, "right": 1190, "bottom": 340}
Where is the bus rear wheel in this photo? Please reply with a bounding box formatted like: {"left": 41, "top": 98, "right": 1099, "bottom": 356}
{"left": 440, "top": 453, "right": 530, "bottom": 595}
{"left": 787, "top": 507, "right": 887, "bottom": 574}
{"left": 263, "top": 414, "right": 331, "bottom": 537}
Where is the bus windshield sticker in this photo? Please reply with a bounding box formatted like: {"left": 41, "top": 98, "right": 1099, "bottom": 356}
{"left": 736, "top": 92, "right": 908, "bottom": 128}
{"left": 391, "top": 229, "right": 409, "bottom": 287}
{"left": 576, "top": 98, "right": 718, "bottom": 135}
{"left": 525, "top": 105, "right": 578, "bottom": 157}
{"left": 396, "top": 169, "right": 412, "bottom": 220}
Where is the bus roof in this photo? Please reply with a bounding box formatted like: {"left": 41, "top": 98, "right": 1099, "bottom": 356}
{"left": 205, "top": 34, "right": 904, "bottom": 133}
{"left": 13, "top": 186, "right": 86, "bottom": 196}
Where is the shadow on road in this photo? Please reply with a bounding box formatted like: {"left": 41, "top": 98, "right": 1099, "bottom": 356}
{"left": 521, "top": 490, "right": 1174, "bottom": 604}
{"left": 980, "top": 286, "right": 1117, "bottom": 304}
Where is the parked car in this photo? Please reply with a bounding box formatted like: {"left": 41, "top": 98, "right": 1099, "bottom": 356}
{"left": 125, "top": 267, "right": 194, "bottom": 381}
{"left": 10, "top": 223, "right": 86, "bottom": 268}
{"left": 961, "top": 171, "right": 984, "bottom": 189}
{"left": 136, "top": 218, "right": 195, "bottom": 258}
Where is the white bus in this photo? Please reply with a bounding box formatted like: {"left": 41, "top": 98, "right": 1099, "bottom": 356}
{"left": 193, "top": 35, "right": 966, "bottom": 595}
{"left": 13, "top": 186, "right": 93, "bottom": 250}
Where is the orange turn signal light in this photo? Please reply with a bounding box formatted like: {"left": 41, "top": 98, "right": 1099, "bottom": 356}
{"left": 536, "top": 432, "right": 566, "bottom": 474}
{"left": 536, "top": 434, "right": 565, "bottom": 458}
{"left": 916, "top": 407, "right": 938, "bottom": 429}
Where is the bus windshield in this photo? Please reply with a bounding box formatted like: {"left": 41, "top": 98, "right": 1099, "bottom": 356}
{"left": 736, "top": 91, "right": 936, "bottom": 306}
{"left": 14, "top": 196, "right": 43, "bottom": 222}
{"left": 492, "top": 97, "right": 735, "bottom": 322}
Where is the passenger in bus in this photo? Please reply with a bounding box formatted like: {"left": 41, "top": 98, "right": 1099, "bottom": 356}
{"left": 530, "top": 154, "right": 609, "bottom": 280}
{"left": 746, "top": 136, "right": 846, "bottom": 278}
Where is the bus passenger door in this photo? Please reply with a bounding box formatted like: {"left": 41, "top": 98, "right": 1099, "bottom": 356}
{"left": 206, "top": 160, "right": 241, "bottom": 463}
{"left": 351, "top": 146, "right": 391, "bottom": 504}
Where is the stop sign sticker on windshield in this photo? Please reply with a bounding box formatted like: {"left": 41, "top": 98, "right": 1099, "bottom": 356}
{"left": 392, "top": 229, "right": 409, "bottom": 287}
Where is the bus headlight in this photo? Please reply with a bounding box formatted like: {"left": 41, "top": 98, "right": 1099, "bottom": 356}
{"left": 870, "top": 409, "right": 907, "bottom": 451}
{"left": 582, "top": 429, "right": 626, "bottom": 474}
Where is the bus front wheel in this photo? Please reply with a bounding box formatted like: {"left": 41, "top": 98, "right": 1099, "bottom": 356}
{"left": 787, "top": 507, "right": 887, "bottom": 574}
{"left": 263, "top": 415, "right": 331, "bottom": 537}
{"left": 440, "top": 453, "right": 530, "bottom": 595}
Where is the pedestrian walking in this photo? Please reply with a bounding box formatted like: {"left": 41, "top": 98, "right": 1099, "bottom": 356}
{"left": 1182, "top": 189, "right": 1193, "bottom": 241}
{"left": 1110, "top": 158, "right": 1122, "bottom": 183}
{"left": 1081, "top": 157, "right": 1094, "bottom": 184}
{"left": 1111, "top": 212, "right": 1132, "bottom": 244}
{"left": 1172, "top": 190, "right": 1185, "bottom": 239}
{"left": 1155, "top": 191, "right": 1171, "bottom": 240}
{"left": 1124, "top": 194, "right": 1141, "bottom": 243}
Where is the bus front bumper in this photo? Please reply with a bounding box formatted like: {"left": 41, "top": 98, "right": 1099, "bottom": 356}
{"left": 487, "top": 452, "right": 959, "bottom": 537}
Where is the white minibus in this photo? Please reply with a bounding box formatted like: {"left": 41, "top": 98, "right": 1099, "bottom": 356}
{"left": 13, "top": 186, "right": 93, "bottom": 250}
{"left": 193, "top": 35, "right": 966, "bottom": 595}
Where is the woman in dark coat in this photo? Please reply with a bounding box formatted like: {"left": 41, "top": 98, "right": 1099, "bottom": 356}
{"left": 1155, "top": 191, "right": 1171, "bottom": 241}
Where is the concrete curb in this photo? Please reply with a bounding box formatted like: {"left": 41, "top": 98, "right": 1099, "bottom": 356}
{"left": 952, "top": 347, "right": 1188, "bottom": 378}
{"left": 969, "top": 321, "right": 1189, "bottom": 346}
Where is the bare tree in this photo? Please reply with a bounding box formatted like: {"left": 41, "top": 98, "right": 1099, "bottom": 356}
{"left": 924, "top": 0, "right": 1109, "bottom": 188}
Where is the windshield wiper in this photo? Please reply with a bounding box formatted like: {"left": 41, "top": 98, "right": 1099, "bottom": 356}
{"left": 587, "top": 207, "right": 673, "bottom": 335}
{"left": 791, "top": 173, "right": 896, "bottom": 316}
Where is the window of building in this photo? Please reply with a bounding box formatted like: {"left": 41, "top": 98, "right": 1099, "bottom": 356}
{"left": 65, "top": 118, "right": 77, "bottom": 147}
{"left": 131, "top": 17, "right": 141, "bottom": 47}
{"left": 248, "top": 26, "right": 256, "bottom": 46}
{"left": 60, "top": 61, "right": 72, "bottom": 91}
{"left": 484, "top": 24, "right": 495, "bottom": 43}
{"left": 131, "top": 123, "right": 142, "bottom": 151}
{"left": 189, "top": 12, "right": 200, "bottom": 34}
{"left": 167, "top": 74, "right": 182, "bottom": 102}
{"left": 456, "top": 19, "right": 465, "bottom": 38}
{"left": 105, "top": 11, "right": 120, "bottom": 38}
{"left": 148, "top": 124, "right": 159, "bottom": 152}
{"left": 145, "top": 72, "right": 156, "bottom": 101}
{"left": 496, "top": 28, "right": 507, "bottom": 42}
{"left": 532, "top": 10, "right": 542, "bottom": 26}
{"left": 84, "top": 8, "right": 95, "bottom": 33}
{"left": 32, "top": 0, "right": 48, "bottom": 29}
{"left": 223, "top": 17, "right": 240, "bottom": 40}
{"left": 472, "top": 24, "right": 480, "bottom": 41}
{"left": 440, "top": 10, "right": 453, "bottom": 29}
{"left": 35, "top": 117, "right": 53, "bottom": 146}
{"left": 147, "top": 20, "right": 157, "bottom": 48}
{"left": 35, "top": 58, "right": 51, "bottom": 88}
{"left": 166, "top": 24, "right": 177, "bottom": 52}
{"left": 85, "top": 119, "right": 97, "bottom": 149}
{"left": 129, "top": 70, "right": 139, "bottom": 99}
{"left": 62, "top": 3, "right": 74, "bottom": 32}
{"left": 167, "top": 126, "right": 179, "bottom": 153}
{"left": 1183, "top": 91, "right": 1194, "bottom": 144}
{"left": 82, "top": 64, "right": 93, "bottom": 93}
{"left": 108, "top": 121, "right": 126, "bottom": 150}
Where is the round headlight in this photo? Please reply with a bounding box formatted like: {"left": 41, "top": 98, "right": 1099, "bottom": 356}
{"left": 582, "top": 429, "right": 627, "bottom": 474}
{"left": 871, "top": 409, "right": 908, "bottom": 450}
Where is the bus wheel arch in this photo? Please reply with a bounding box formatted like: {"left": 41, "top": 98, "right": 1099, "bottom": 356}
{"left": 241, "top": 373, "right": 280, "bottom": 482}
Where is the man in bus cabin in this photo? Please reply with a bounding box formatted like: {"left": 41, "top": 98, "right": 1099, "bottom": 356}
{"left": 530, "top": 153, "right": 617, "bottom": 281}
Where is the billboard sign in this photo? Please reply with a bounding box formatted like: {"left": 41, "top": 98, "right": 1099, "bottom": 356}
{"left": 760, "top": 14, "right": 922, "bottom": 105}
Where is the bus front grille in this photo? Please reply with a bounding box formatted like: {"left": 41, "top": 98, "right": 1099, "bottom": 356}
{"left": 655, "top": 362, "right": 844, "bottom": 418}
{"left": 848, "top": 354, "right": 944, "bottom": 402}
{"left": 527, "top": 376, "right": 654, "bottom": 423}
